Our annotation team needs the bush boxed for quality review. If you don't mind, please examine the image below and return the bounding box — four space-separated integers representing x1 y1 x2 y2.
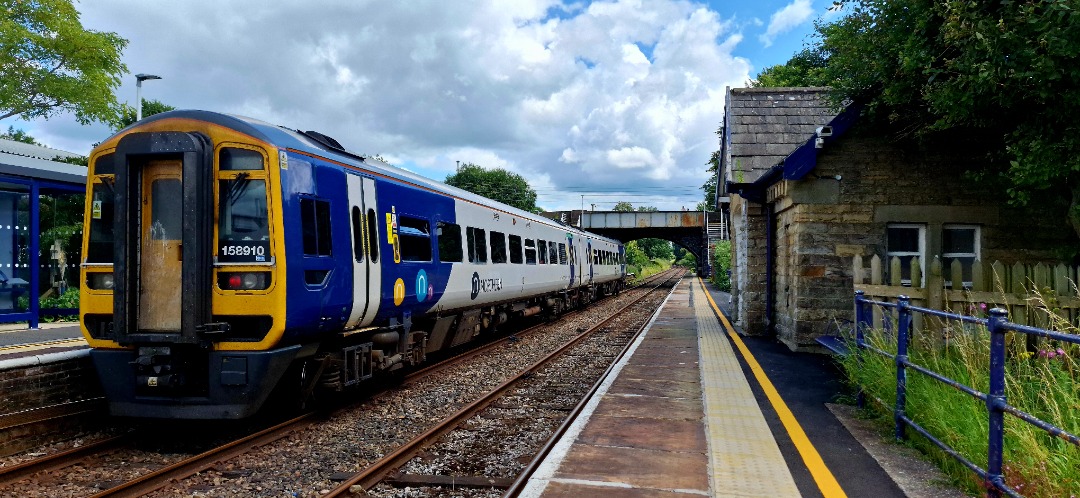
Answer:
710 240 731 291
16 288 79 322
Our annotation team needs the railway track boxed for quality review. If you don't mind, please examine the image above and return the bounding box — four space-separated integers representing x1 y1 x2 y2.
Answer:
0 268 682 497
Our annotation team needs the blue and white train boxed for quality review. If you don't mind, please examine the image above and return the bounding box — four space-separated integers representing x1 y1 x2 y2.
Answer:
79 110 626 419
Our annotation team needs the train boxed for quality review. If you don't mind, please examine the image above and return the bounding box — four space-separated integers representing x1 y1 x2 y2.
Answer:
79 110 627 419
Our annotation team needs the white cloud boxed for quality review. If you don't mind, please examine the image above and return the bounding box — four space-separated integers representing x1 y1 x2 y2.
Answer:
17 0 752 210
759 0 814 48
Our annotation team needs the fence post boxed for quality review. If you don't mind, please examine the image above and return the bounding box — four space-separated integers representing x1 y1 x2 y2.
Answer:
985 308 1008 498
855 290 866 408
894 295 911 442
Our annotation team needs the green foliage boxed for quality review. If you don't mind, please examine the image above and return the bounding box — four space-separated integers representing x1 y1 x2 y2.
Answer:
781 0 1080 238
675 251 696 268
842 323 1080 497
612 201 635 212
624 240 649 269
112 99 176 130
1 126 38 144
445 162 538 213
752 47 831 88
17 287 79 321
636 237 672 260
710 240 731 291
0 0 128 124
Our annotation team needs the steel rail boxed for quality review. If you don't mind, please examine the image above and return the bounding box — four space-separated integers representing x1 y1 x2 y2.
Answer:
0 434 129 486
325 269 685 496
503 271 683 497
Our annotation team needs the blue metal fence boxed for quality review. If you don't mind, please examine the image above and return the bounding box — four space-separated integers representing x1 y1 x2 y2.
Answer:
853 290 1080 498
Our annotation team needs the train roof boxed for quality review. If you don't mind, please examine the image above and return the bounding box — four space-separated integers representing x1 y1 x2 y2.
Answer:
115 110 622 245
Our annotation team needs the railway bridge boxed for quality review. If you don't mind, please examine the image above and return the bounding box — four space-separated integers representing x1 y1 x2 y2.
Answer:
542 210 728 274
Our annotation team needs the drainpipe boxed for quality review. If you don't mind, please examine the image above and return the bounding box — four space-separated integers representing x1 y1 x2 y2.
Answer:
765 202 776 339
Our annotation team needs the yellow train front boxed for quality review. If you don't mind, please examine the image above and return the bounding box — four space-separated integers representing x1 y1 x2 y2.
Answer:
80 112 299 418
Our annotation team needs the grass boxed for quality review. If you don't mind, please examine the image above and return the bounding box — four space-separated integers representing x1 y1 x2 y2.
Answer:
840 313 1080 497
628 258 672 283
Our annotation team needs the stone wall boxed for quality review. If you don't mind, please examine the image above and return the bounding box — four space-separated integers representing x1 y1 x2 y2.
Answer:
770 131 1075 350
731 196 770 335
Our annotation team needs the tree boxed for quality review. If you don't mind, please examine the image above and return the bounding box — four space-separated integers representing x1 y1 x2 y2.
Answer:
612 201 635 212
1 0 128 124
1 126 39 144
636 237 673 260
752 47 831 88
768 1 1080 240
445 163 539 212
112 99 175 130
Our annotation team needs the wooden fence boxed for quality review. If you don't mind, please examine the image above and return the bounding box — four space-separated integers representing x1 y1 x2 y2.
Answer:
853 255 1080 330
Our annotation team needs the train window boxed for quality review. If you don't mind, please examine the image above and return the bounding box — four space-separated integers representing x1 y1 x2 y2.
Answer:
490 231 507 263
467 227 487 263
524 239 536 265
93 153 115 175
299 198 331 257
509 235 523 264
351 207 364 263
219 147 264 170
86 182 115 263
399 216 432 262
538 241 547 264
219 178 271 261
549 241 558 264
366 209 379 263
437 221 463 263
151 179 182 240
558 243 567 264
593 249 599 265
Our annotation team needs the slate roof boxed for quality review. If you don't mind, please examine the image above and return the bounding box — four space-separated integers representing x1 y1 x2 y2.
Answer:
723 87 838 184
0 138 82 161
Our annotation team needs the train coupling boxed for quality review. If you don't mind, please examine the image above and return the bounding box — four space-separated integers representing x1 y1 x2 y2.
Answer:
133 346 186 391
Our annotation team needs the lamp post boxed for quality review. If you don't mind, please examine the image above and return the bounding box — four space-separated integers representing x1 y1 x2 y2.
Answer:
135 73 162 122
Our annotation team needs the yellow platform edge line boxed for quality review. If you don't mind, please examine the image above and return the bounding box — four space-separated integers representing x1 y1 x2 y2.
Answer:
698 277 848 498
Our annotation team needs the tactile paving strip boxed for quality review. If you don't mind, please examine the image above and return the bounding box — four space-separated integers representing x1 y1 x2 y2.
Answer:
695 282 801 497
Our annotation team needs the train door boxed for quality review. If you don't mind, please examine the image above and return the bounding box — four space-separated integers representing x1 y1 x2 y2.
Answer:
586 240 594 284
138 160 183 330
345 174 382 328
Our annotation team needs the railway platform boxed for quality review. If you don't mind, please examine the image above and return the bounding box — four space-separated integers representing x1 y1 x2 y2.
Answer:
520 277 957 498
0 322 85 364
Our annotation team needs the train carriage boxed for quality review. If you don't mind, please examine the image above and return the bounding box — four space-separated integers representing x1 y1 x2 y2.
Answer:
80 110 625 419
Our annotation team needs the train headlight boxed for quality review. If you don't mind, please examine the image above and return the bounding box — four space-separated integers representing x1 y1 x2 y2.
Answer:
87 272 114 290
218 271 271 291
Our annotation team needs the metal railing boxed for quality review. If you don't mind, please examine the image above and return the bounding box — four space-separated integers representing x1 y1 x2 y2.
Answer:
852 290 1080 498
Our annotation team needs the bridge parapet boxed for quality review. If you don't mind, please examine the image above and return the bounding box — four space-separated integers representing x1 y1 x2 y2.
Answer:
581 211 705 229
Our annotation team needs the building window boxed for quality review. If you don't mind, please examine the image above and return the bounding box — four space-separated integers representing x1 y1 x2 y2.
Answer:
490 231 507 263
437 221 463 263
943 225 980 288
886 224 925 286
399 216 431 262
509 235 523 264
467 227 487 263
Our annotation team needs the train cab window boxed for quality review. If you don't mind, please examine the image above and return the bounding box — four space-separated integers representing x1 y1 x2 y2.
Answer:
299 198 331 257
351 207 365 263
538 241 547 264
549 241 558 264
220 177 271 261
437 221 463 263
467 227 487 263
399 216 432 262
366 208 379 263
509 235 523 264
86 181 116 263
92 153 115 175
220 147 265 170
524 239 537 265
558 243 568 264
490 231 507 263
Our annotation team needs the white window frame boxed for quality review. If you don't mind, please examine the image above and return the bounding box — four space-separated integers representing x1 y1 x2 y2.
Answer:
942 224 981 289
886 223 926 287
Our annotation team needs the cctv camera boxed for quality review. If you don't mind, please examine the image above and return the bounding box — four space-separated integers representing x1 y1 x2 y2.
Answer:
816 126 833 137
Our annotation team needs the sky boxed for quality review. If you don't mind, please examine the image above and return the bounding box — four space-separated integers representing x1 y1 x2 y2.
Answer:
12 0 840 211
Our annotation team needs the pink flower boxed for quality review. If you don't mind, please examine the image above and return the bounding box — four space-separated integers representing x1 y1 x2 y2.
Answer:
1056 348 1066 356
1039 350 1049 358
